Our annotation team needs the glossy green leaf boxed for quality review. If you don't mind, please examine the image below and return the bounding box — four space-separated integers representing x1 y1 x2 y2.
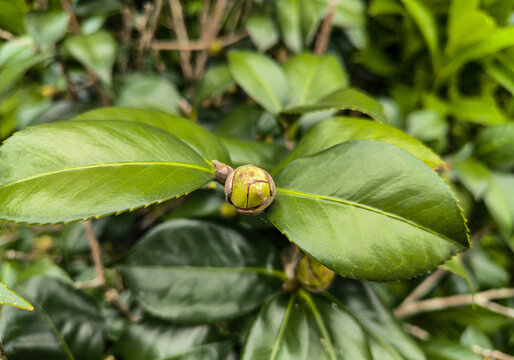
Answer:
194 64 235 105
283 53 348 106
63 31 117 85
25 11 69 48
71 107 230 164
474 123 514 168
227 51 289 115
0 0 27 34
267 141 469 281
0 276 105 360
400 0 439 69
273 117 444 175
246 7 280 52
0 120 214 224
220 137 288 172
118 219 284 323
0 281 33 310
277 0 303 53
280 88 388 124
116 318 231 360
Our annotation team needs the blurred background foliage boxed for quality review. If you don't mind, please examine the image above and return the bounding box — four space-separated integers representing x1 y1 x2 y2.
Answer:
0 0 513 359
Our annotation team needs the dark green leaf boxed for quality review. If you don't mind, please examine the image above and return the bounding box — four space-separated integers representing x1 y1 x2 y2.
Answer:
0 120 214 224
267 141 469 281
220 137 288 172
0 281 33 310
422 339 482 360
474 123 514 168
25 11 69 48
118 219 284 323
0 0 27 34
0 276 105 360
194 64 235 105
228 51 289 114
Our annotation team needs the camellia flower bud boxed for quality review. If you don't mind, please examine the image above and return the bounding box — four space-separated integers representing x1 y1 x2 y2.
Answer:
296 255 335 292
224 164 276 215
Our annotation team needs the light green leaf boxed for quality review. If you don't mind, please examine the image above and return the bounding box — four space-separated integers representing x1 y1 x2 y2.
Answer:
71 107 230 163
277 0 303 53
118 220 284 323
448 95 507 125
63 31 117 85
273 117 444 175
422 339 482 360
0 52 51 95
283 53 348 106
280 88 388 124
0 281 33 310
220 137 288 172
0 120 214 224
25 10 69 49
116 318 231 360
0 0 27 34
299 0 324 45
474 123 514 168
267 141 469 281
400 0 440 70
115 74 182 115
194 64 235 106
227 51 289 115
453 158 491 199
246 8 280 52
406 109 448 142
486 60 514 96
0 276 106 360
439 255 474 293
483 171 514 237
333 0 368 49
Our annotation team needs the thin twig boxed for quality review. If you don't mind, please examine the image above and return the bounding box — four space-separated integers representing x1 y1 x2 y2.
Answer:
152 31 247 51
168 0 194 79
395 269 447 314
59 0 80 35
314 0 338 55
403 323 430 340
0 29 15 41
395 288 514 318
120 7 134 72
105 288 140 323
472 346 514 360
84 221 105 287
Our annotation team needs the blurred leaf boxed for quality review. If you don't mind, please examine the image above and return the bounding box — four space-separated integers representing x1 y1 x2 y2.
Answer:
439 255 474 293
0 281 33 310
448 95 507 125
486 60 514 96
74 0 125 16
369 0 404 16
474 123 514 168
25 11 69 49
220 137 289 172
63 31 117 85
268 141 469 281
453 158 490 199
0 276 105 360
422 339 482 360
215 105 263 141
0 52 51 95
283 53 348 106
115 74 181 115
16 259 72 285
483 171 514 237
276 0 303 53
460 326 493 350
72 107 230 163
406 109 448 142
118 220 284 323
0 0 27 34
116 318 231 360
246 8 280 52
333 0 368 49
194 64 235 105
299 0 324 45
228 51 289 114
0 120 213 224
280 88 388 124
274 117 444 175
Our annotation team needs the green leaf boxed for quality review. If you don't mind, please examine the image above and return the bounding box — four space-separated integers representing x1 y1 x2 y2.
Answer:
25 10 69 49
474 123 514 168
267 141 469 281
0 281 33 310
483 171 514 237
118 219 284 323
422 339 482 360
486 60 514 96
400 0 439 70
439 255 474 293
276 0 303 53
116 74 182 115
227 51 289 115
333 0 368 49
448 95 507 125
0 52 51 95
299 0 324 45
280 88 388 125
246 8 280 52
283 53 348 106
220 137 289 172
273 117 444 175
0 0 27 34
0 276 105 360
116 318 231 360
0 120 214 224
194 64 235 106
453 158 491 199
63 31 117 85
406 109 448 142
71 107 230 164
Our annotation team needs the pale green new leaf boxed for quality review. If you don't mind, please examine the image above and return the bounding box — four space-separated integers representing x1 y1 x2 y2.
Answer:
227 51 289 115
63 31 117 85
0 281 33 310
267 141 469 281
273 117 444 175
283 53 348 106
71 107 230 164
280 88 388 124
0 120 214 225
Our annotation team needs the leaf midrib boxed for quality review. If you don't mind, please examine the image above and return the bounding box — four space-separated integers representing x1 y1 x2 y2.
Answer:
0 161 213 191
269 294 296 360
276 188 466 248
35 302 75 360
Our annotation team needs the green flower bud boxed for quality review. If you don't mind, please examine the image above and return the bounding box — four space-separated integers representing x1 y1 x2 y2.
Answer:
224 164 276 215
296 256 335 292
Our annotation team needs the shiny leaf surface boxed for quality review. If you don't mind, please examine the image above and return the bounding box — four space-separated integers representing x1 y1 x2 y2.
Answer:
0 281 33 310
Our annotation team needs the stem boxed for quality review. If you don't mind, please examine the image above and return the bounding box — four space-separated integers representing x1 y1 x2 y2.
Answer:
395 269 447 314
168 0 194 79
84 221 105 287
314 0 338 55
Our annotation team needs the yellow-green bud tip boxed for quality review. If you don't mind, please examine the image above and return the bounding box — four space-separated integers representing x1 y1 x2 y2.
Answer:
224 165 276 215
296 256 335 292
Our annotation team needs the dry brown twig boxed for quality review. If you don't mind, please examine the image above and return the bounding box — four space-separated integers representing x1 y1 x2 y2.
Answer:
152 31 247 51
168 0 194 79
314 0 338 55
